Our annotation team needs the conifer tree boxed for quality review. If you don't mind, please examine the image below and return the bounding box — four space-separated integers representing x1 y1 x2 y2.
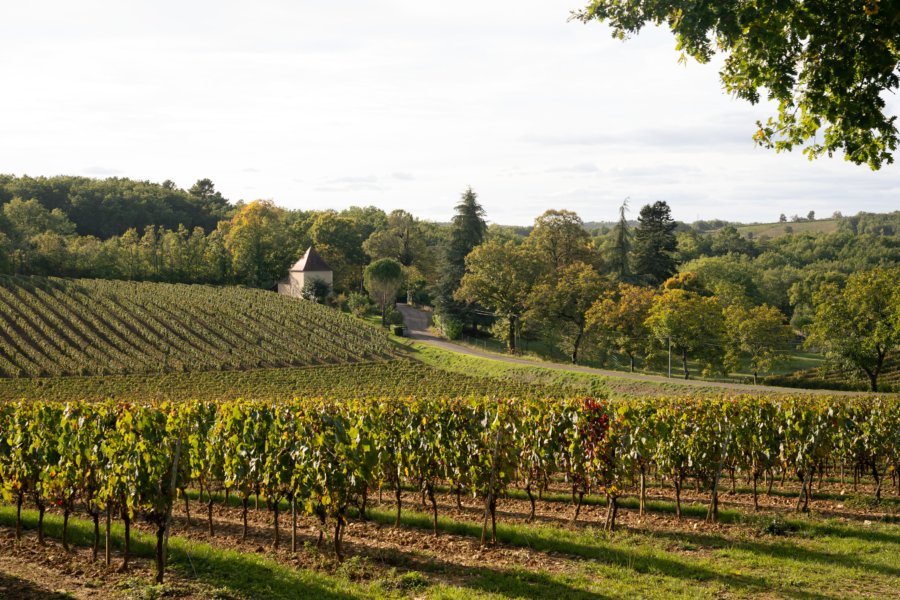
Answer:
631 201 677 285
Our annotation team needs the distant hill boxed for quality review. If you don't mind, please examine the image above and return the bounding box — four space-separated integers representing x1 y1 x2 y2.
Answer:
0 276 398 377
732 218 841 239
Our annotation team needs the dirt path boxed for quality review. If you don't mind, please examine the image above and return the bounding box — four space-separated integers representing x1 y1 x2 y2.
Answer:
395 304 864 396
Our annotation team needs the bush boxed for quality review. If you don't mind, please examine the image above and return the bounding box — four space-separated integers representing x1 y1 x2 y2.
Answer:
385 307 404 326
434 314 463 340
347 292 372 317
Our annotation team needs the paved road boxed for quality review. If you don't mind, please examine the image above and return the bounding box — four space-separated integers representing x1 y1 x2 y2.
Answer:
395 303 864 396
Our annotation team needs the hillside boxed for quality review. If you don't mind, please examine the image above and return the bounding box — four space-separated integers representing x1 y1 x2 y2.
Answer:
766 355 900 393
0 276 398 377
732 218 840 238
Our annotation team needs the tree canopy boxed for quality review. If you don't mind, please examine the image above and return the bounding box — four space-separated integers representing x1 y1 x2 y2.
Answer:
575 1 900 168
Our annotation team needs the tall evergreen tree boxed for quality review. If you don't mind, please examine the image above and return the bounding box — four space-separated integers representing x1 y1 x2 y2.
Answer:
434 187 487 325
609 199 631 279
631 201 677 285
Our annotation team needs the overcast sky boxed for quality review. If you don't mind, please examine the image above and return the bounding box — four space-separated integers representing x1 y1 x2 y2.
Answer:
2 1 898 226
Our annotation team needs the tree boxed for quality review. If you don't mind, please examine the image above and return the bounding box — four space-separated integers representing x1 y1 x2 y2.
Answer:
362 210 431 271
586 283 656 372
364 259 404 326
188 178 230 222
724 304 794 384
779 214 788 223
645 289 725 379
455 240 540 353
607 199 631 279
631 201 678 285
310 212 369 292
575 1 900 169
807 267 900 391
434 187 488 326
527 262 609 363
807 211 816 221
526 209 597 272
224 200 289 287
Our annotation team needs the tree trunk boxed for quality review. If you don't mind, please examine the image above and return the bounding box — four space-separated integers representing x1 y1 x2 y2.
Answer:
272 501 280 548
752 474 759 511
122 512 131 570
682 350 689 379
507 315 517 353
629 353 635 373
183 491 191 526
62 508 70 551
14 492 22 541
872 463 883 502
752 371 758 385
241 497 249 540
490 496 497 543
525 483 536 522
155 523 166 584
334 519 344 561
674 478 682 519
427 484 438 536
571 490 585 524
91 510 100 562
37 502 45 545
291 496 297 553
105 505 112 567
207 496 215 536
639 466 646 517
571 331 583 364
394 480 402 527
605 495 619 531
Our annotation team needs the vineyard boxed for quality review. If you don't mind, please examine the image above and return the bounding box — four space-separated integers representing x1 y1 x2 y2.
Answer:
1 394 897 587
0 276 398 377
0 361 569 402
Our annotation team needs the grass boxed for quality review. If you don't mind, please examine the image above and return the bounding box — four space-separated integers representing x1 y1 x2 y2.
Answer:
3 486 898 600
404 339 788 398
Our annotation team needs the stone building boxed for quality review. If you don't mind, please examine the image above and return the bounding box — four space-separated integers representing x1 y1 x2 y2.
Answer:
276 246 333 298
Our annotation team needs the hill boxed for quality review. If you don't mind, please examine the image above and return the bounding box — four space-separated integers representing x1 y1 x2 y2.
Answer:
0 276 398 377
733 218 840 238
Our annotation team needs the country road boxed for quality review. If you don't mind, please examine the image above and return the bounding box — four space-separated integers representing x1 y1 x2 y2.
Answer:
395 304 866 396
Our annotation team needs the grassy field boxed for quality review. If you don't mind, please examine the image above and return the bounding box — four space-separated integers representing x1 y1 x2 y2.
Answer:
732 218 840 239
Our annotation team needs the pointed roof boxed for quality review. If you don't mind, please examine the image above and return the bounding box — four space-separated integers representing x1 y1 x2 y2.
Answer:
290 246 332 273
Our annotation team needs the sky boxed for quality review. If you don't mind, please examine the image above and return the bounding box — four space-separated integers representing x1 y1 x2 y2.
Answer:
2 1 899 226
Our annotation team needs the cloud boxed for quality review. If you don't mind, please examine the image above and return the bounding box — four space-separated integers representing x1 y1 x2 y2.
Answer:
392 171 415 180
521 125 753 150
82 165 122 175
242 167 261 173
314 174 384 192
545 163 598 174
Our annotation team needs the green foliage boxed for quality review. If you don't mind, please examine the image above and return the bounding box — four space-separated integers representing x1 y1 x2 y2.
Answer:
645 288 725 378
364 258 404 326
576 1 900 169
724 304 794 383
807 266 900 391
631 201 678 285
455 240 541 352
